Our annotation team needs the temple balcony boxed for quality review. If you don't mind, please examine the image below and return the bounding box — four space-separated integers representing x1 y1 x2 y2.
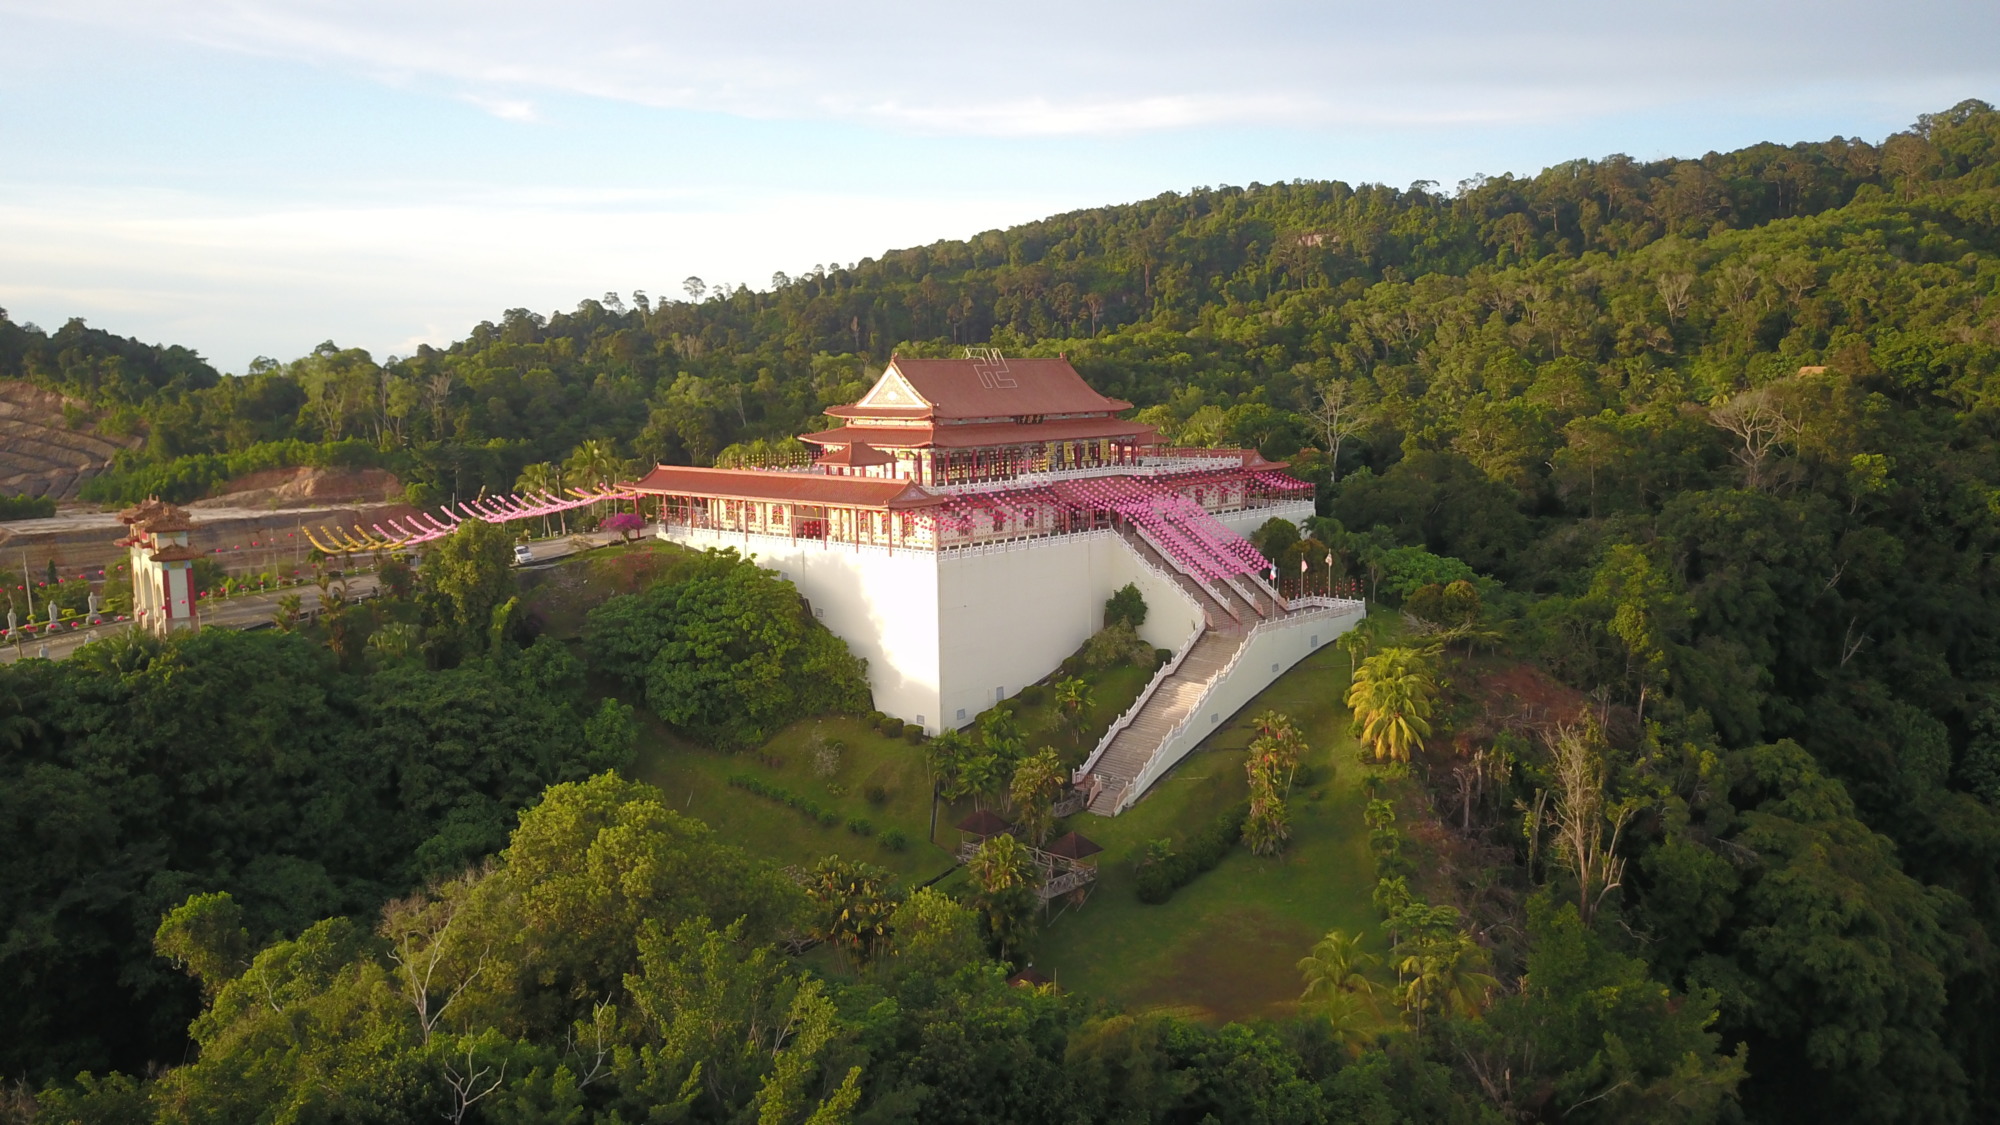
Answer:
926 452 1258 494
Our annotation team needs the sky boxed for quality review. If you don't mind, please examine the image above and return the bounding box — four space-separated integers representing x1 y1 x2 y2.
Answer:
1 0 1997 372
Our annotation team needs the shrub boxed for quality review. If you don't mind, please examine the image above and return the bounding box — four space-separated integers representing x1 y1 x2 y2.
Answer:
901 723 924 744
1104 582 1148 628
728 774 841 830
878 715 905 736
0 494 55 521
583 551 870 748
1081 620 1153 669
864 784 890 807
846 816 875 836
1134 803 1248 904
879 827 909 852
1017 683 1047 707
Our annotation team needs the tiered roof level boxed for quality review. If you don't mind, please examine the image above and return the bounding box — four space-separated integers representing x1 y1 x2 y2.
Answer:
629 352 1309 560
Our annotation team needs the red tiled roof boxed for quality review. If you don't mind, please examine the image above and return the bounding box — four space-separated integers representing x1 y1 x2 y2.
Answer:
800 416 1158 450
119 497 201 532
814 441 894 467
846 356 1132 421
628 465 943 509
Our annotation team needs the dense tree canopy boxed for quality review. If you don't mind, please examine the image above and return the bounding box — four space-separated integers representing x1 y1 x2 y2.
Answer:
12 100 2000 1124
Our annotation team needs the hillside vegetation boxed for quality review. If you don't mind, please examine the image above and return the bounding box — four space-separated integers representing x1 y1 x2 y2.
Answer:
5 100 2000 1124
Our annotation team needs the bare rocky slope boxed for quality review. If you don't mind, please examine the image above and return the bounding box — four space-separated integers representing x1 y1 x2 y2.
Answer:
0 381 136 500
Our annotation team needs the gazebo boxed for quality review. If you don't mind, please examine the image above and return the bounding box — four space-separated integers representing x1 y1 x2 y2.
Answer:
1006 966 1054 990
956 809 1013 839
1039 831 1102 905
1044 831 1103 864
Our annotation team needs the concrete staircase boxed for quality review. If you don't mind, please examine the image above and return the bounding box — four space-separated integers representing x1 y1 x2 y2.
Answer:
1076 523 1367 816
1121 527 1242 632
1085 628 1245 814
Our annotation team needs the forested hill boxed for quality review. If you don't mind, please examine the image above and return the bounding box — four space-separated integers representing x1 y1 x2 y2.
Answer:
8 100 2000 1124
9 97 1999 503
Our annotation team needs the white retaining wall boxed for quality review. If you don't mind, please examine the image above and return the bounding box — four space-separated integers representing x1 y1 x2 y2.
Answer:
661 525 1204 734
1118 603 1365 809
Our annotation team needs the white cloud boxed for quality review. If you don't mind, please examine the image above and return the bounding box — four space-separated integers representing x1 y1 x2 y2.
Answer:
0 185 1075 367
8 0 1995 137
456 92 538 122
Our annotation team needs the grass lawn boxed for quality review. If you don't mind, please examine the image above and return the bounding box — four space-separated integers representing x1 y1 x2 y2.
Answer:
623 656 1160 885
628 714 962 884
535 541 1383 1023
1030 640 1381 1024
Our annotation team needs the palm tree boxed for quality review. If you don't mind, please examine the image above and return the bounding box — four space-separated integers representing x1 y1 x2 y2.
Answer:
967 833 1039 960
514 462 567 536
1298 929 1379 1004
1054 677 1094 743
566 440 622 522
1336 629 1371 680
1008 749 1065 844
960 753 1003 810
803 857 899 969
1345 647 1435 763
1298 929 1380 1054
926 729 973 802
1395 931 1496 1029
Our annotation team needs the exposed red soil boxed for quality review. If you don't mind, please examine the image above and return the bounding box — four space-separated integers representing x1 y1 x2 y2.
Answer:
1469 662 1592 736
194 466 403 509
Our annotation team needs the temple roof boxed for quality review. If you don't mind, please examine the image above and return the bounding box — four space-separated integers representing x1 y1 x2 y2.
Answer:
838 356 1132 421
628 465 944 509
800 416 1157 451
813 441 894 468
118 497 200 533
148 545 206 562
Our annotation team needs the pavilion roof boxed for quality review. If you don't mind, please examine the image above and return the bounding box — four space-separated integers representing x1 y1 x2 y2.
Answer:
148 545 206 562
956 809 1013 836
839 356 1132 421
1007 967 1053 988
627 465 944 510
800 416 1157 451
1044 831 1103 860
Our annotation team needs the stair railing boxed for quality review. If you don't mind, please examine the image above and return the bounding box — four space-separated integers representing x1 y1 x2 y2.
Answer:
1132 524 1241 628
1250 570 1286 610
1109 600 1363 813
1221 573 1268 618
1074 619 1204 784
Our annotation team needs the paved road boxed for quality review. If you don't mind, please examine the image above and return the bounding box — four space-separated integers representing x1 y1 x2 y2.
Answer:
0 531 625 663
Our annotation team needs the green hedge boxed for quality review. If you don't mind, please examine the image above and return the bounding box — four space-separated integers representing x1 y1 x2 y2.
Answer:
1134 803 1248 904
80 438 391 504
728 773 839 828
0 495 55 521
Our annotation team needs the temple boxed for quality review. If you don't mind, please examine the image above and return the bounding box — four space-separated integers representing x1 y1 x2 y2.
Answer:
629 351 1365 813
